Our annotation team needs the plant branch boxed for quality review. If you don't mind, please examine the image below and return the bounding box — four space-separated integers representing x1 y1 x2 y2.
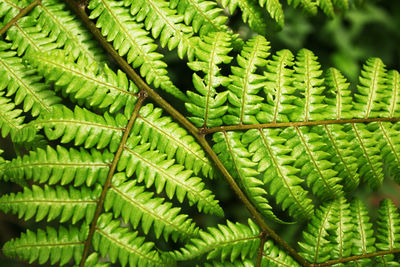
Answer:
78 93 146 267
205 117 400 134
0 0 41 36
65 1 310 266
256 232 267 267
312 249 400 266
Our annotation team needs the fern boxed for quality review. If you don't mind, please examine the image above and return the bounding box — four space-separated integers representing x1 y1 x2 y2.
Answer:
0 0 400 267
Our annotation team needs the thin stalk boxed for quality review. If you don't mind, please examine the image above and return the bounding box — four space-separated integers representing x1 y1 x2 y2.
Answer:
312 249 400 266
64 1 309 266
256 232 267 267
205 117 400 134
78 93 146 266
0 0 40 36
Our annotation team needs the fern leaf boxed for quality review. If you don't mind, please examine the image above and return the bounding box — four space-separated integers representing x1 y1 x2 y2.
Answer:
220 0 269 35
170 219 260 262
324 67 352 120
27 50 138 113
323 124 360 191
328 197 353 260
242 128 314 220
287 0 317 15
387 70 400 118
213 131 285 223
0 184 100 223
118 136 223 216
83 252 111 267
350 123 384 189
169 0 229 36
292 49 326 121
0 93 24 140
0 41 60 117
105 173 199 242
130 103 214 178
2 225 88 266
0 0 26 29
20 105 126 152
224 35 270 125
318 0 335 17
262 240 301 266
378 122 400 182
203 259 254 267
259 0 285 27
299 201 336 263
123 0 197 60
0 145 113 186
94 213 175 267
351 199 376 264
259 49 296 123
186 31 232 127
31 0 107 64
353 58 389 118
88 0 187 101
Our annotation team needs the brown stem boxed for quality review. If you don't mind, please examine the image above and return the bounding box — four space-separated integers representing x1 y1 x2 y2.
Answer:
205 117 400 134
312 249 400 266
256 232 267 267
64 1 310 266
78 93 146 266
0 0 41 36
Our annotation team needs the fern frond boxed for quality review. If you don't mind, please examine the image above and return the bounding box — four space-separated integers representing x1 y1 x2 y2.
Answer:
130 103 214 178
387 70 400 118
0 41 60 117
0 93 24 140
170 219 260 262
0 145 113 186
123 0 197 60
323 67 352 120
292 49 326 122
213 131 285 223
118 136 223 216
83 252 111 267
262 240 301 266
203 258 254 267
242 128 314 220
93 213 175 267
353 58 389 119
27 50 138 113
259 49 295 123
0 0 27 28
220 0 270 35
105 173 199 242
328 197 353 260
2 225 88 266
299 201 336 263
186 31 232 127
20 105 126 152
378 122 400 182
224 35 270 125
0 184 100 223
287 0 317 15
351 199 376 264
169 0 229 36
31 0 107 64
259 0 285 27
88 0 187 101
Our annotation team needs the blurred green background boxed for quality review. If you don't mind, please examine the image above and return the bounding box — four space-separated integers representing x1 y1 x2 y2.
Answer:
1 0 400 265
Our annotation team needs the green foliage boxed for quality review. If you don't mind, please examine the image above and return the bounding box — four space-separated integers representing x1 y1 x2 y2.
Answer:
0 0 399 266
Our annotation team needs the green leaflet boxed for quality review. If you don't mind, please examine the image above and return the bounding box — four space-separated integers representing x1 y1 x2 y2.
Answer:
94 213 175 267
0 145 113 186
213 131 288 223
27 50 138 113
0 184 100 223
224 35 270 125
88 0 187 101
105 173 199 242
170 219 260 263
0 93 24 140
123 0 197 60
186 31 232 127
2 225 88 266
262 240 301 266
169 0 229 36
19 105 126 152
118 135 223 216
0 41 60 117
242 128 314 220
129 103 214 178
